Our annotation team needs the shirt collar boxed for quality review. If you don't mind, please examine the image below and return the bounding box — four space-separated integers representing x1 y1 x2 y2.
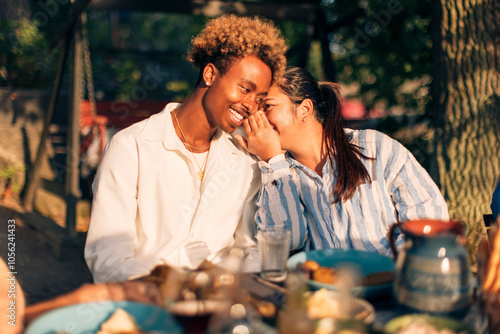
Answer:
139 102 179 143
139 102 240 155
285 128 357 176
285 151 334 181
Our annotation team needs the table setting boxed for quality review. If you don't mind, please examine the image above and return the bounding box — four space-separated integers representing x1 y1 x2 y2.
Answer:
25 219 492 333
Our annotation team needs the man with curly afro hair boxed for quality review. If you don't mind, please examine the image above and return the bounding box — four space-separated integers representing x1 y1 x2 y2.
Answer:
85 14 288 283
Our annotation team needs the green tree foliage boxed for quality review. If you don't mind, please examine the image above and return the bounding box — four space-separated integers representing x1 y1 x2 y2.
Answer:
0 0 433 116
0 18 56 88
84 11 310 103
84 11 207 102
321 0 432 115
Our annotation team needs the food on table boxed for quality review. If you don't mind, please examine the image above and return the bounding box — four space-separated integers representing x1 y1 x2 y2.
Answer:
360 271 394 286
314 318 383 334
97 307 144 334
302 260 338 284
301 260 393 286
312 267 338 284
306 289 374 323
307 288 344 319
394 322 468 334
395 323 465 334
302 259 321 272
385 315 473 334
143 260 214 284
255 299 278 318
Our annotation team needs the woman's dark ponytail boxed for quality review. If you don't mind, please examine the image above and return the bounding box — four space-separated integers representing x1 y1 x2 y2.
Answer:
319 82 372 202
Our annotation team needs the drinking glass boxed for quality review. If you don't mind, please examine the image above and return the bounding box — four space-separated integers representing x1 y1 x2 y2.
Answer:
257 228 291 282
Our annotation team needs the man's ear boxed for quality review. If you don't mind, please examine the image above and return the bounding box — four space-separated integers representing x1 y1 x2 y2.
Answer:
202 63 217 87
297 99 314 122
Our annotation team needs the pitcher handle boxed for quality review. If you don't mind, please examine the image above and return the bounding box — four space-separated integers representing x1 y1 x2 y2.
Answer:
388 222 400 260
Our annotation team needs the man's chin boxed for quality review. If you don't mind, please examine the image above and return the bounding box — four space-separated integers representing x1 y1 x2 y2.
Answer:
218 123 239 134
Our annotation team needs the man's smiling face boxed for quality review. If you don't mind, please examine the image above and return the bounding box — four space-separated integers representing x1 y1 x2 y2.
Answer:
202 55 272 133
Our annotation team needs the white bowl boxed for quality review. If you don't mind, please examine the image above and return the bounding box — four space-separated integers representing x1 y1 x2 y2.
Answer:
306 289 376 324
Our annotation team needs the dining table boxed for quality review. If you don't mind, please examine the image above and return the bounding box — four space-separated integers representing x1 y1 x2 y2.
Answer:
24 265 490 334
239 272 488 334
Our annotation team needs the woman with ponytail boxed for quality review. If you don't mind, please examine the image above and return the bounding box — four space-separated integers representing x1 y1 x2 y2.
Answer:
235 67 449 255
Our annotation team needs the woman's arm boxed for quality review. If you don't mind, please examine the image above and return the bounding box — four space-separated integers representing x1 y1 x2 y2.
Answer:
255 155 309 251
235 112 310 250
380 134 449 222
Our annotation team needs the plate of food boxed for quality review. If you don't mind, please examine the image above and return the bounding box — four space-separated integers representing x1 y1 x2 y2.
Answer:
384 314 477 334
25 301 182 334
279 288 382 334
287 249 395 299
306 289 376 323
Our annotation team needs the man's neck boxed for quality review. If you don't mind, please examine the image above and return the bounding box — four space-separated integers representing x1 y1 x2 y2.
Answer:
172 90 217 148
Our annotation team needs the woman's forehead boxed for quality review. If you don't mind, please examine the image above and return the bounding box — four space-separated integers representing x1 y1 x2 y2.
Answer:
265 85 286 99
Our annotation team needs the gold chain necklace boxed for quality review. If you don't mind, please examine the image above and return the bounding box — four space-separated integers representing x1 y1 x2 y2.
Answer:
172 111 210 180
172 111 211 150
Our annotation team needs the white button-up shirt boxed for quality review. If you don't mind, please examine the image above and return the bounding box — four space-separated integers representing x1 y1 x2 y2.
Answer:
85 103 260 283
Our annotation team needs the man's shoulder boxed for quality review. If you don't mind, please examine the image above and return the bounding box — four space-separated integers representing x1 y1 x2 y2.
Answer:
114 118 149 137
112 105 173 142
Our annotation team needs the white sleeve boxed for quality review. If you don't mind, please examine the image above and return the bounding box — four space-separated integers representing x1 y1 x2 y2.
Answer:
84 134 150 283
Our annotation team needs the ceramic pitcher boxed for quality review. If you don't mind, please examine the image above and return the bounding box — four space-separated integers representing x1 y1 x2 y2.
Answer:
389 219 472 318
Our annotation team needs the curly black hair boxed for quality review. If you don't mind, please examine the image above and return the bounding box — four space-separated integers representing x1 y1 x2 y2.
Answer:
187 14 287 83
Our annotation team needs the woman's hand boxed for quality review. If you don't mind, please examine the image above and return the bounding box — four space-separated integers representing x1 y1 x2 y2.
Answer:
234 111 282 162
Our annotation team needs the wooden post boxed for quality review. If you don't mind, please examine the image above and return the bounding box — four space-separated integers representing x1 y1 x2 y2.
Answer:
21 34 71 211
65 18 82 239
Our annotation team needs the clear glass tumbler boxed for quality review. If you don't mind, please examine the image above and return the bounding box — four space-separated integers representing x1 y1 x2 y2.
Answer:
257 228 291 283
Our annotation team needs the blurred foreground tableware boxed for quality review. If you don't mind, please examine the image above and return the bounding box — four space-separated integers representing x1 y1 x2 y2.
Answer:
257 227 291 282
389 219 473 318
384 314 477 334
306 289 376 323
25 301 182 334
286 249 395 299
278 277 377 334
168 299 228 334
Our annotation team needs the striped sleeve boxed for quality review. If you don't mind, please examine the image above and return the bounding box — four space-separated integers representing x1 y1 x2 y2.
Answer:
255 154 309 250
384 137 449 222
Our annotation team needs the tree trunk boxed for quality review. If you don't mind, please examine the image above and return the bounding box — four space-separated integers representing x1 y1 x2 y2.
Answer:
431 0 500 249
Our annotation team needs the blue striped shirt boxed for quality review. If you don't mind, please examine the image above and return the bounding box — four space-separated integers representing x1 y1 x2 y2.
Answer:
255 129 450 256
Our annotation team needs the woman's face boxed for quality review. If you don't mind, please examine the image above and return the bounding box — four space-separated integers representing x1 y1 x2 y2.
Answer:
202 55 272 134
261 85 300 151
